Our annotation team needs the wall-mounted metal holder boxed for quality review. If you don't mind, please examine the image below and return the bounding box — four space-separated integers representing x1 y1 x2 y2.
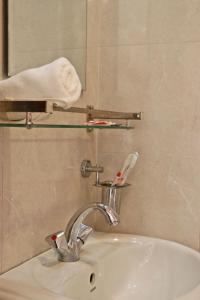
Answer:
100 181 130 215
0 99 142 131
81 159 130 215
81 160 104 186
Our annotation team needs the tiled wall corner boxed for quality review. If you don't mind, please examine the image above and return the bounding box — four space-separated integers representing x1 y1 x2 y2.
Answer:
1 127 95 272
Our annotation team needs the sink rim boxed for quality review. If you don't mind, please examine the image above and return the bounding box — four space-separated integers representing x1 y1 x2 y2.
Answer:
1 232 200 300
86 232 200 259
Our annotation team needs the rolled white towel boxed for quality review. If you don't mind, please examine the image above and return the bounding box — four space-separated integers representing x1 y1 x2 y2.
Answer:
0 57 82 120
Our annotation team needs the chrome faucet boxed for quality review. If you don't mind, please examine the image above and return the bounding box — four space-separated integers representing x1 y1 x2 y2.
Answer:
45 203 119 262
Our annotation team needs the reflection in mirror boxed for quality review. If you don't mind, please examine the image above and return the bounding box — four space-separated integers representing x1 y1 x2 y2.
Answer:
8 0 87 88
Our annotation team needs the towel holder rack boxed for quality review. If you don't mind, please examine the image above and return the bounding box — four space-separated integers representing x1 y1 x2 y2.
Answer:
0 99 142 130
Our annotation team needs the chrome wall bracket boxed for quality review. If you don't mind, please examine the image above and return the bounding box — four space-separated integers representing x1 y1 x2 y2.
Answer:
25 112 33 129
81 160 104 186
0 99 142 119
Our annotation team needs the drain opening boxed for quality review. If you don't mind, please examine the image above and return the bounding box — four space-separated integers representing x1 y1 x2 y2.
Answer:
90 273 96 285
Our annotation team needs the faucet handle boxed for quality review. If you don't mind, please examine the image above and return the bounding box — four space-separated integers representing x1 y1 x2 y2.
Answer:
45 225 92 252
77 224 93 245
45 231 67 250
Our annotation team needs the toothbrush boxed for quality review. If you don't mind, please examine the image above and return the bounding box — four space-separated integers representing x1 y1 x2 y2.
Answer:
112 152 139 186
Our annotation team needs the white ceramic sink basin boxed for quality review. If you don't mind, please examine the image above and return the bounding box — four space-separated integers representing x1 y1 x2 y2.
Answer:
1 233 200 300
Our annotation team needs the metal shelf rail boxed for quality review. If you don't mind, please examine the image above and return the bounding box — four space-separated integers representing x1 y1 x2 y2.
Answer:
0 99 142 130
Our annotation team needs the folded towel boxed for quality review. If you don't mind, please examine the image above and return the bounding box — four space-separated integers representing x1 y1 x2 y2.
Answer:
0 57 82 121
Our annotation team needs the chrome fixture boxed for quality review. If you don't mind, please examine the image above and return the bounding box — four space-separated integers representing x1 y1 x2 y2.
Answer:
81 160 130 214
0 99 142 129
0 99 142 120
100 181 130 214
25 112 33 129
81 160 104 186
45 203 119 262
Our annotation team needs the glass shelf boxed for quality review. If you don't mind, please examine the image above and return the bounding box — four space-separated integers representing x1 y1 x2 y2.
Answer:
0 101 140 130
0 123 134 130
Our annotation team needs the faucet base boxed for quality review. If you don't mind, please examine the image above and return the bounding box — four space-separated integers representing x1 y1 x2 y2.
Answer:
45 203 119 263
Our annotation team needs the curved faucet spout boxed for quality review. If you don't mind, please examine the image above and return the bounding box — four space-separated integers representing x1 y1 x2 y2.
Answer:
65 203 119 244
45 203 119 262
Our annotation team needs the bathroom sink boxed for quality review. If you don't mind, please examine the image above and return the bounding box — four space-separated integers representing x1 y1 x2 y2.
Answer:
1 233 200 300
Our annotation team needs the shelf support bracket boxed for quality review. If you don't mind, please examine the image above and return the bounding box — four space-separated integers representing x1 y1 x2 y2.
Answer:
0 99 142 131
25 112 33 129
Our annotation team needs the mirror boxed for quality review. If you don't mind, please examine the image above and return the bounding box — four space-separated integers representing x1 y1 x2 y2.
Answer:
8 0 87 88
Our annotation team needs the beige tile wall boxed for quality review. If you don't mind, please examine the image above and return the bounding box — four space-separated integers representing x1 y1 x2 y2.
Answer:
0 0 4 274
0 0 99 273
95 0 200 250
0 0 3 79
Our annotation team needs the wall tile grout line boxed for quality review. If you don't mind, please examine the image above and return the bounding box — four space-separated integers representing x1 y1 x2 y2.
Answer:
98 40 200 48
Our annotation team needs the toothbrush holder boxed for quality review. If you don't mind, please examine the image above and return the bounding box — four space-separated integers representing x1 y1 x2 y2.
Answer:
100 181 130 215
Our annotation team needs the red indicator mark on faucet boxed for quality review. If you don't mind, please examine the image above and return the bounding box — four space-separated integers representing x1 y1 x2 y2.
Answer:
51 234 57 241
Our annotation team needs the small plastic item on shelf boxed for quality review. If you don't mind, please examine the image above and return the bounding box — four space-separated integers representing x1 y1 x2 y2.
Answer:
85 120 121 126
